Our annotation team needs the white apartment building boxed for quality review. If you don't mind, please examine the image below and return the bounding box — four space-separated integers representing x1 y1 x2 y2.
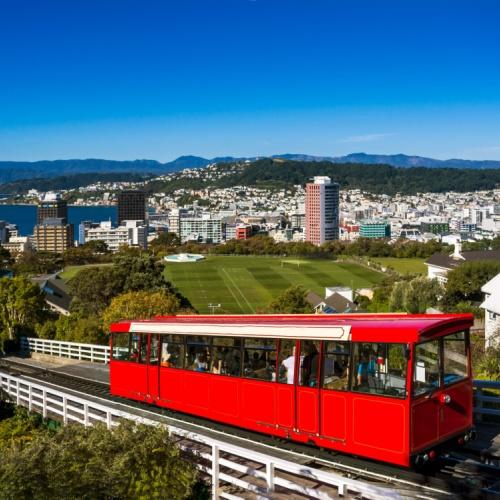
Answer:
85 220 148 251
179 215 222 244
480 273 500 348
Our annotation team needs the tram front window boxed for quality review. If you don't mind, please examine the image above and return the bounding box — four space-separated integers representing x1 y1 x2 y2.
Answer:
413 339 440 397
352 342 407 398
443 331 468 385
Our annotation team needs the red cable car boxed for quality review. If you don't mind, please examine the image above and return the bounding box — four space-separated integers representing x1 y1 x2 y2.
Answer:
109 313 474 467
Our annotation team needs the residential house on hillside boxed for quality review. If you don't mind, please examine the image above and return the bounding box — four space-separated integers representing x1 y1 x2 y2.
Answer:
31 274 71 316
306 287 361 314
480 273 500 348
425 240 500 284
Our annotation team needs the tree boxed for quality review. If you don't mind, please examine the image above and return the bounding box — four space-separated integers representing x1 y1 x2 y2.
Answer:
54 314 107 345
13 251 62 276
68 267 124 316
442 260 500 308
102 290 181 330
267 285 311 314
388 277 441 313
403 277 441 313
0 420 198 499
0 276 47 351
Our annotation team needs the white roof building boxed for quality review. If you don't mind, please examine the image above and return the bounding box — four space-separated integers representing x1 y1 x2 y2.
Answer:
480 273 500 348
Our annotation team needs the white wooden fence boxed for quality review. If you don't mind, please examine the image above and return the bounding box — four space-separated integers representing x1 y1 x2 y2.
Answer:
0 370 399 500
20 337 110 364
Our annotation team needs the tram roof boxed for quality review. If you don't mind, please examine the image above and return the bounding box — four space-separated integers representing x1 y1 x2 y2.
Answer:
110 313 473 343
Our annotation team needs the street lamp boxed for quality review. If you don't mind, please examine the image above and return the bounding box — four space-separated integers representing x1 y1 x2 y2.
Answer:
208 303 221 314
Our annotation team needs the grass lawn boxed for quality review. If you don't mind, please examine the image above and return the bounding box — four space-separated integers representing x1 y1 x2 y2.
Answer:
371 257 426 275
164 256 384 314
59 263 111 281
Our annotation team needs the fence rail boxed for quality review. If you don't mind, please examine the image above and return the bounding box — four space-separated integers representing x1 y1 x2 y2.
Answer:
473 379 500 421
0 370 398 500
20 337 110 364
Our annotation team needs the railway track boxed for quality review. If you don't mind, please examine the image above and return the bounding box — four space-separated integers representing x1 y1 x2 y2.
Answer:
1 358 499 498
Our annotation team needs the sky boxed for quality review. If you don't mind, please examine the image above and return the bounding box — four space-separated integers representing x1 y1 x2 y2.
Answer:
0 0 499 162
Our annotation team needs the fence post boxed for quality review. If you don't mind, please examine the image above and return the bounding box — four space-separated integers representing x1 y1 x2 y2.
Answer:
266 461 275 493
474 385 483 423
212 444 220 500
63 396 68 425
84 403 89 426
42 388 47 418
28 385 32 411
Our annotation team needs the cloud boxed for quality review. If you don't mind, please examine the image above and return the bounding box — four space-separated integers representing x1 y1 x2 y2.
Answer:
338 133 395 144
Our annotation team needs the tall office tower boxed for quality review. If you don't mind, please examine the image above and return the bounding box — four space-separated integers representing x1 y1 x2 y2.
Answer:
305 176 339 245
117 190 146 225
34 218 74 252
37 192 68 224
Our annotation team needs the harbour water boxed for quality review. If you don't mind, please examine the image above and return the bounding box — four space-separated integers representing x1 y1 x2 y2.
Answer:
0 205 117 236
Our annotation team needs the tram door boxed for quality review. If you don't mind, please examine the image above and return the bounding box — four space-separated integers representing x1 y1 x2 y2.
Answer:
146 334 160 402
296 340 321 435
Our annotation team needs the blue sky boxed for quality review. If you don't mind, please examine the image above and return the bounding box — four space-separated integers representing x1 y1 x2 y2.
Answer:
0 0 499 161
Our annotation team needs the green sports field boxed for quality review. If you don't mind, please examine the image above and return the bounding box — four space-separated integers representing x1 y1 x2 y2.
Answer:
164 256 384 314
371 257 426 275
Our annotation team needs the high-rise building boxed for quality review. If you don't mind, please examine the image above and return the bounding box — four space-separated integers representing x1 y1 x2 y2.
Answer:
305 176 339 245
37 192 68 224
117 190 146 225
34 218 74 252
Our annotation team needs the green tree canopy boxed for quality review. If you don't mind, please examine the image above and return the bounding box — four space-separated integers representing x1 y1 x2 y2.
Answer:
102 290 182 330
0 420 197 500
443 260 500 307
267 285 311 314
0 276 47 351
389 277 442 314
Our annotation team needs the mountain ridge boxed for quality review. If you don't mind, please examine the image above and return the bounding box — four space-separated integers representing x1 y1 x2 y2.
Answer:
0 152 499 184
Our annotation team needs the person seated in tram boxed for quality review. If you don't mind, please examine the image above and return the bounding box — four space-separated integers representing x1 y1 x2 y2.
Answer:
281 345 296 384
302 343 319 387
356 349 376 389
130 349 139 362
224 348 241 376
194 351 208 372
212 347 226 374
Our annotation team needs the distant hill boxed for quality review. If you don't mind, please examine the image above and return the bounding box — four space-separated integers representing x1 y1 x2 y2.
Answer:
0 152 499 184
211 159 500 195
271 153 500 169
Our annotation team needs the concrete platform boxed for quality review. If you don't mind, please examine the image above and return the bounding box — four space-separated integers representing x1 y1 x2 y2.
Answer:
5 354 109 385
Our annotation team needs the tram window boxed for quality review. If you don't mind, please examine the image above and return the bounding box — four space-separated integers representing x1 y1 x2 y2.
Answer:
186 336 211 372
211 337 241 376
413 339 440 397
160 335 185 369
299 340 321 388
112 333 130 361
149 335 160 365
443 331 468 385
243 338 276 381
322 341 349 391
352 343 407 398
138 335 148 364
127 334 142 363
278 340 296 384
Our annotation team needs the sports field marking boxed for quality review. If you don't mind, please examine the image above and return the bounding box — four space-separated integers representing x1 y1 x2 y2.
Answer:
218 268 246 313
221 268 256 313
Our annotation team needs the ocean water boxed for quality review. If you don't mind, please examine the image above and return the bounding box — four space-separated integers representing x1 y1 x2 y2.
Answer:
0 205 117 236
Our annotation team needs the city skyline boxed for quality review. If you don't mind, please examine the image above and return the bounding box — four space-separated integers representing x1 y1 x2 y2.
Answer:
1 1 500 162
